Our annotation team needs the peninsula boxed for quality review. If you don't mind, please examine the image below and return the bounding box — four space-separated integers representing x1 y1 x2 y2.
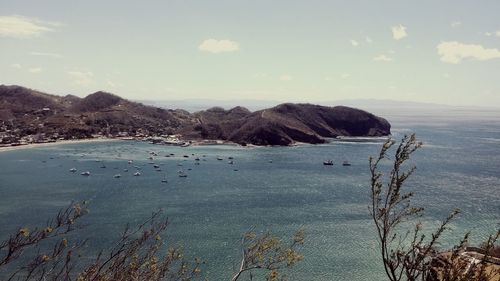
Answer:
0 85 391 147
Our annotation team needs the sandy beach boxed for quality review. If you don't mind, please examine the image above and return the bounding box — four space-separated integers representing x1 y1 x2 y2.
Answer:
0 138 122 153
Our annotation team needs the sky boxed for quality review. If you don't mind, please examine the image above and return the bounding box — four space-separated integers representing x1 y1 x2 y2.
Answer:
1 0 500 106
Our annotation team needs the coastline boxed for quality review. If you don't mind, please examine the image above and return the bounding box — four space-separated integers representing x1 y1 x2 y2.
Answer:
0 138 121 153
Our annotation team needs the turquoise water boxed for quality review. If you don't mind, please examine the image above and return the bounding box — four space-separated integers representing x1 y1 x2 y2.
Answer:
0 121 499 280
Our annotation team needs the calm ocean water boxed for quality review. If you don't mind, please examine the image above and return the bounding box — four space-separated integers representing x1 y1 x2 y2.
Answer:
1 119 499 280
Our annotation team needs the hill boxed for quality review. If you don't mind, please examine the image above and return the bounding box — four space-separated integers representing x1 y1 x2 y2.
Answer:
183 103 390 145
0 85 390 146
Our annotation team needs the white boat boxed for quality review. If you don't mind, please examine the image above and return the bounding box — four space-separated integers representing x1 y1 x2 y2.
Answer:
323 160 334 166
228 160 234 164
178 170 188 177
69 168 77 172
133 171 141 176
114 174 121 178
128 160 133 164
81 171 90 176
161 174 168 183
342 161 351 166
217 156 223 160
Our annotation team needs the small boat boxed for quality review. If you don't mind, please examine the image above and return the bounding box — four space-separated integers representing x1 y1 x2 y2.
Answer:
123 169 129 172
228 156 234 160
178 170 188 177
269 160 273 163
133 171 141 176
195 157 200 161
100 164 106 168
153 164 160 169
69 168 77 172
183 155 189 158
342 161 351 166
323 160 334 166
128 160 133 164
217 157 223 160
114 174 121 178
161 173 168 183
228 160 234 164
81 171 90 176
194 162 200 165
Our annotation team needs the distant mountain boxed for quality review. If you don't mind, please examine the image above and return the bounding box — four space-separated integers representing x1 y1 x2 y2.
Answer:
0 85 390 146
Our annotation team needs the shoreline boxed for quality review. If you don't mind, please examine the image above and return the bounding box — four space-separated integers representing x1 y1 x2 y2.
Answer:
0 135 390 153
0 138 121 153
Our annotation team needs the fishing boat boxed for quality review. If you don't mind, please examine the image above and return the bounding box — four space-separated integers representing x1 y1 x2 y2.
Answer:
323 160 334 165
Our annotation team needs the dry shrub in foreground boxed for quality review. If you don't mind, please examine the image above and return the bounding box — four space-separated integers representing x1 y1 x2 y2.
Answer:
370 134 500 281
0 203 305 281
0 203 203 281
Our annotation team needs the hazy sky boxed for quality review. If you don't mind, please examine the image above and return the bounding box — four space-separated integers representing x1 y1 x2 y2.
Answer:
1 0 500 106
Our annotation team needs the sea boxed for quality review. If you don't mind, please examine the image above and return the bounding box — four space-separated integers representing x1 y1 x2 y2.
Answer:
1 110 499 280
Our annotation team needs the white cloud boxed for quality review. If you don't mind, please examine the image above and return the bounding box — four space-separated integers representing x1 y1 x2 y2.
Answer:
11 63 22 69
350 39 359 47
451 21 462 28
29 51 63 58
340 73 350 79
28 67 42 73
0 15 60 39
496 31 500 37
279 74 292 81
68 71 94 86
485 32 492 37
198 39 239 53
365 36 373 43
391 24 407 40
437 41 500 64
373 54 393 62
